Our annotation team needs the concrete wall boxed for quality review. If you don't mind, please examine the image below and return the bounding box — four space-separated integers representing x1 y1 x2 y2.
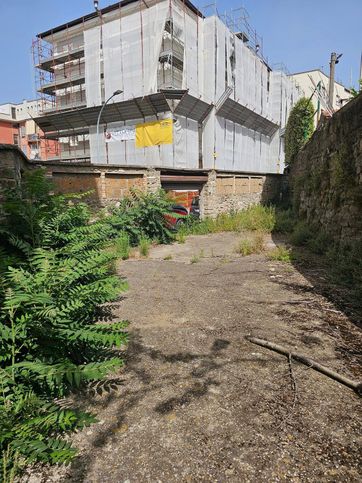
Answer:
290 93 362 245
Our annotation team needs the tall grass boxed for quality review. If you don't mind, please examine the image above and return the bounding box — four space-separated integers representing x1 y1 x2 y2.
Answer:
184 205 276 235
139 237 151 257
235 232 265 256
114 232 131 260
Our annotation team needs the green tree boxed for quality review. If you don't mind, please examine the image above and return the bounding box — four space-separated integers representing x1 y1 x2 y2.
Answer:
285 97 314 166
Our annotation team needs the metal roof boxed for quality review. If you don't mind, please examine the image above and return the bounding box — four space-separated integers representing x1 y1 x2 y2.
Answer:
216 98 279 137
174 93 213 123
161 89 213 123
34 93 171 133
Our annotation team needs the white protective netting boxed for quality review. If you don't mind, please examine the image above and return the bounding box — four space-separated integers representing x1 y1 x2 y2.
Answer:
84 27 102 107
85 1 301 173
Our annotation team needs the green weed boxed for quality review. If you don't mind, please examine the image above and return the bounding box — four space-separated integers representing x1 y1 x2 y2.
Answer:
163 254 173 260
267 246 292 263
139 237 151 257
114 232 131 260
235 232 264 256
184 204 276 236
190 249 205 264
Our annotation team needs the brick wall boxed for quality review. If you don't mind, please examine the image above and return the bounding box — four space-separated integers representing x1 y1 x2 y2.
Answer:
41 164 150 205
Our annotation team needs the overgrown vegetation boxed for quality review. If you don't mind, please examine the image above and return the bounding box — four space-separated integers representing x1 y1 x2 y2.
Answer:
180 204 276 237
285 97 314 166
273 208 362 307
235 232 264 256
0 171 175 480
267 246 292 263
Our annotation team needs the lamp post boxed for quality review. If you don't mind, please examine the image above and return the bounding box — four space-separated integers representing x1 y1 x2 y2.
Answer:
96 90 123 163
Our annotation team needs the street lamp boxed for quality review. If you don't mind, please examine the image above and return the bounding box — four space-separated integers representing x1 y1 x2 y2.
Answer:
96 90 123 163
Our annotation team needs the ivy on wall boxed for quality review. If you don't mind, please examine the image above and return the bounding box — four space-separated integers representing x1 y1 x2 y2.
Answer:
285 97 314 166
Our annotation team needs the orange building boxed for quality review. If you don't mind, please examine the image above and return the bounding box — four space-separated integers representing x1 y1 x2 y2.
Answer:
0 100 58 160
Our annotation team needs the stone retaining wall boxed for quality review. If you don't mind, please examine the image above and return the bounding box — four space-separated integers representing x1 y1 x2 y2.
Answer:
290 94 362 245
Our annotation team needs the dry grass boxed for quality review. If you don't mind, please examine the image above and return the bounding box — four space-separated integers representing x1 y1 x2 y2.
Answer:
235 232 264 256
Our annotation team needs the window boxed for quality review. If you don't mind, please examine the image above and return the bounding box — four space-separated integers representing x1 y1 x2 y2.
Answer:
13 134 19 146
11 107 16 119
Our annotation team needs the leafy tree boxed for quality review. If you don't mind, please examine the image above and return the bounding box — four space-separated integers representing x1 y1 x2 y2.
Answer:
285 97 314 166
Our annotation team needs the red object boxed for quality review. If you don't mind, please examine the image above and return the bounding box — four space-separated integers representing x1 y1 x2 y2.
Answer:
164 205 189 228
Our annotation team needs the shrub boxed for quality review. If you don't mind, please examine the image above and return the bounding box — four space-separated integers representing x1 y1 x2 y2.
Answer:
110 190 174 245
285 97 314 166
290 221 312 246
267 246 292 263
0 170 129 479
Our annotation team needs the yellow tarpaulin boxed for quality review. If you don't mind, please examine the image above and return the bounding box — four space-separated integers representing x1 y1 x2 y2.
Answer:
135 118 173 148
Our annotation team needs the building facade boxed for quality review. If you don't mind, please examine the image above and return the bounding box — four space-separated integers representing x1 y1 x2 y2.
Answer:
290 69 351 125
0 100 59 160
33 0 301 174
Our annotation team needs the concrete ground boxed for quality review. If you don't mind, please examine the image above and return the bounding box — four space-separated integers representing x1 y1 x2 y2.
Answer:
31 233 362 482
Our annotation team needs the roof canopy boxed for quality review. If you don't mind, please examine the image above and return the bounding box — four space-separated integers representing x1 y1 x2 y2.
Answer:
216 98 279 137
35 94 171 133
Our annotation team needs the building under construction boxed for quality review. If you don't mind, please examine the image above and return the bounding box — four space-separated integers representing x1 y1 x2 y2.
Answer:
32 0 301 214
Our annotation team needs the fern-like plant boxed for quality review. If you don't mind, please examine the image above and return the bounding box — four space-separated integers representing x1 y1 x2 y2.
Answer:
0 170 129 480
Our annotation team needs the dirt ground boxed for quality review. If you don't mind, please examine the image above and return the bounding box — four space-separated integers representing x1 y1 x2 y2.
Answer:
31 233 362 482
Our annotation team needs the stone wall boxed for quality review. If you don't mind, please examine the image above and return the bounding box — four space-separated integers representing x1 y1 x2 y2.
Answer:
0 144 31 202
0 144 284 218
201 171 283 218
290 94 362 245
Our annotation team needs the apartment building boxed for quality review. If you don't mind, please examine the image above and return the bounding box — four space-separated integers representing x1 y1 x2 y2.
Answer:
290 69 351 125
33 0 301 174
0 99 58 160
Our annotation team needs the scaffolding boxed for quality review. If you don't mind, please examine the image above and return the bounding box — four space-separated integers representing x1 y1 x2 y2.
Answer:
32 19 89 161
32 0 301 171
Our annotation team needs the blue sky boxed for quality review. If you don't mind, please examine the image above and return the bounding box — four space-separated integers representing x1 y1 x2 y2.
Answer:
0 0 361 104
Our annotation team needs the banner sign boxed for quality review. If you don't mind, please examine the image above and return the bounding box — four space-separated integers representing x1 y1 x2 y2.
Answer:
105 126 135 142
136 118 173 148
